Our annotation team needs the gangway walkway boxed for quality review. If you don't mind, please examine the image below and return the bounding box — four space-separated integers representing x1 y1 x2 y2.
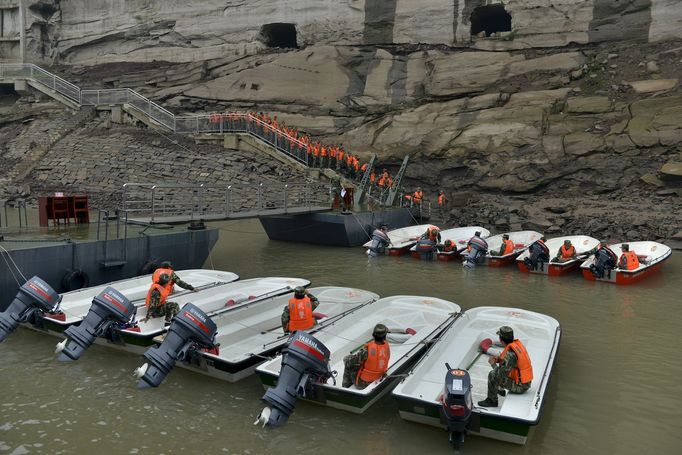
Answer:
122 182 332 224
0 63 312 166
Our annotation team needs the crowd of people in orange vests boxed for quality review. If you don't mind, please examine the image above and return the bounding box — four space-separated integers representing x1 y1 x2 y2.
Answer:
216 111 448 213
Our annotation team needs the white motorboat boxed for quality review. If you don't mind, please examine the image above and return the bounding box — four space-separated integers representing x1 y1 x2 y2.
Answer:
392 306 560 446
431 227 490 261
363 224 434 256
517 235 599 276
169 286 380 382
580 241 672 284
256 295 461 414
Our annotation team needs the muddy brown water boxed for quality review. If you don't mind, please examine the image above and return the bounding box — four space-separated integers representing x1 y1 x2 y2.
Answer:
1 218 681 454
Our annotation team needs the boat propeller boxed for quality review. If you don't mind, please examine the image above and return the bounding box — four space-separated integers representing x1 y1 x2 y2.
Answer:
0 277 61 343
135 303 217 389
57 287 136 361
256 331 332 428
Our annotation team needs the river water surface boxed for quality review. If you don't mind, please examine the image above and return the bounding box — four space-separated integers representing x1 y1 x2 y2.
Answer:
1 219 681 454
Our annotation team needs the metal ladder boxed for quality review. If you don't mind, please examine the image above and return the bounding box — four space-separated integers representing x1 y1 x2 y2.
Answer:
354 154 376 207
385 155 410 206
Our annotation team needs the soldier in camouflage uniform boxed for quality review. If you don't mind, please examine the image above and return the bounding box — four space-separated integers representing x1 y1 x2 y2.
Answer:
342 324 389 389
157 261 198 293
281 286 320 333
142 274 180 324
478 326 533 407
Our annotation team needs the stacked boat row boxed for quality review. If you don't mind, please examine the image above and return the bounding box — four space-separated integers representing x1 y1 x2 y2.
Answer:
0 270 560 448
363 224 672 284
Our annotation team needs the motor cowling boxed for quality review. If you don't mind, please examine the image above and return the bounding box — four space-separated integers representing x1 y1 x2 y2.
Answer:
255 331 332 428
0 277 61 343
463 237 488 268
57 287 136 361
439 367 473 450
134 303 217 389
368 229 390 257
525 241 550 271
590 247 618 279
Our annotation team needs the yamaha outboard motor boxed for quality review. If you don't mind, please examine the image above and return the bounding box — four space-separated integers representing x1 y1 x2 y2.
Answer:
56 287 136 361
440 364 473 451
134 303 217 389
524 240 550 271
368 229 390 257
254 331 332 428
590 247 618 279
0 277 61 343
463 236 488 268
415 239 437 260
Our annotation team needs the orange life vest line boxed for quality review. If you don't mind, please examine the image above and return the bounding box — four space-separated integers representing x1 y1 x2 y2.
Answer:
287 296 314 331
444 240 455 252
357 340 390 384
559 245 575 259
499 340 533 385
502 239 515 255
152 267 175 293
621 251 640 270
438 194 445 206
145 283 170 308
413 191 423 203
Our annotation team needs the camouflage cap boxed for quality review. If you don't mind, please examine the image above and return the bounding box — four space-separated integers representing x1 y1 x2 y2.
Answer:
157 273 170 285
373 323 388 338
497 326 514 340
294 286 306 297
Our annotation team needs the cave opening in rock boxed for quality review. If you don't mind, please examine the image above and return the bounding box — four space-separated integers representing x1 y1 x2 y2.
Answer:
470 4 512 37
259 23 298 49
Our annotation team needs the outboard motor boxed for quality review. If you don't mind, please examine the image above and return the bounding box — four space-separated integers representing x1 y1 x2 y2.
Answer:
0 277 61 343
590 247 618 279
367 228 390 257
134 303 217 389
439 364 473 451
56 287 136 361
524 240 550 271
463 236 488 268
415 239 437 260
254 331 332 428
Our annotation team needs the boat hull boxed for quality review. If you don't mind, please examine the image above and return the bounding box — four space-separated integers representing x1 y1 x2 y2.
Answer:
517 260 580 276
581 259 668 285
389 245 414 256
486 253 522 267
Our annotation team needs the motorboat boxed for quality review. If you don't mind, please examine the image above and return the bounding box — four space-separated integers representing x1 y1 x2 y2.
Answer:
255 295 461 414
392 306 560 447
516 235 599 276
435 227 490 262
162 286 380 383
473 231 543 267
580 241 672 284
363 224 434 256
19 269 239 338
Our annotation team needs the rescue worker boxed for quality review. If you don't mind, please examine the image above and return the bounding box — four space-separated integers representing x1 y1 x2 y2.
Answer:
152 261 197 294
478 326 533 408
281 286 320 333
440 239 457 253
413 187 423 206
553 239 577 263
421 225 441 243
142 273 180 325
368 224 391 257
437 190 447 218
524 236 550 271
618 244 640 270
494 234 515 256
342 324 390 389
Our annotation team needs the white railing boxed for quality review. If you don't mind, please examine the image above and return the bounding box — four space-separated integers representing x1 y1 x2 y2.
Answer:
0 63 311 165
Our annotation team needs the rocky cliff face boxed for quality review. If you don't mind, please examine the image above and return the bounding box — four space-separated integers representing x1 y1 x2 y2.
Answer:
9 0 682 64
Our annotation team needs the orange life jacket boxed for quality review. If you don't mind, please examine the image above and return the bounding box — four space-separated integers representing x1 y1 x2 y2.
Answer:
145 283 170 308
152 267 175 293
620 251 640 270
438 194 445 206
502 239 515 255
443 240 455 252
370 172 376 183
559 245 575 259
361 163 368 172
287 296 314 331
413 191 423 203
357 340 390 384
499 340 533 385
